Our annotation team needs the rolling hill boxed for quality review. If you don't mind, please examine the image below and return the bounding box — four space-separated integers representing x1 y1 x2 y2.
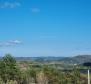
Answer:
1 55 91 64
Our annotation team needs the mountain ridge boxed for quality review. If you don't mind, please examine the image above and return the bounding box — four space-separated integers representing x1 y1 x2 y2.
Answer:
0 55 91 64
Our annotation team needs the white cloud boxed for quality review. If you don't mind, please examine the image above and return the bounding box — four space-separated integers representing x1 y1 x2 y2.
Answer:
0 40 22 47
0 2 21 8
31 8 40 13
8 40 22 44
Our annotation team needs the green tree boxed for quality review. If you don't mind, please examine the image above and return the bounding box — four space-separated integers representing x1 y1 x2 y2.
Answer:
42 66 63 84
26 66 37 83
0 54 21 83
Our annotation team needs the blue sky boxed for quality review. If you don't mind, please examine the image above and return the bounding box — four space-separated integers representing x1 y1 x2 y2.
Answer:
0 0 91 57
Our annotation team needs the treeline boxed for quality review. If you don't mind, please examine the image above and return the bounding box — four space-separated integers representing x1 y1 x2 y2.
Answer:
0 54 88 84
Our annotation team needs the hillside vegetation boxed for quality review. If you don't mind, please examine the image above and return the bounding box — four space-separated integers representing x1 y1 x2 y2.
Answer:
0 54 90 84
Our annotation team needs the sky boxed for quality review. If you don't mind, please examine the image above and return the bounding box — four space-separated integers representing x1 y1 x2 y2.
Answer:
0 0 91 57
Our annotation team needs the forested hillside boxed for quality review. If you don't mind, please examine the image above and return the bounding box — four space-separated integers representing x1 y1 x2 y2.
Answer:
0 54 89 84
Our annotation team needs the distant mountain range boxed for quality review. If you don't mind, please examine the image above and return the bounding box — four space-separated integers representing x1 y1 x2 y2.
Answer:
1 55 91 64
60 55 91 64
15 56 65 62
13 55 91 64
